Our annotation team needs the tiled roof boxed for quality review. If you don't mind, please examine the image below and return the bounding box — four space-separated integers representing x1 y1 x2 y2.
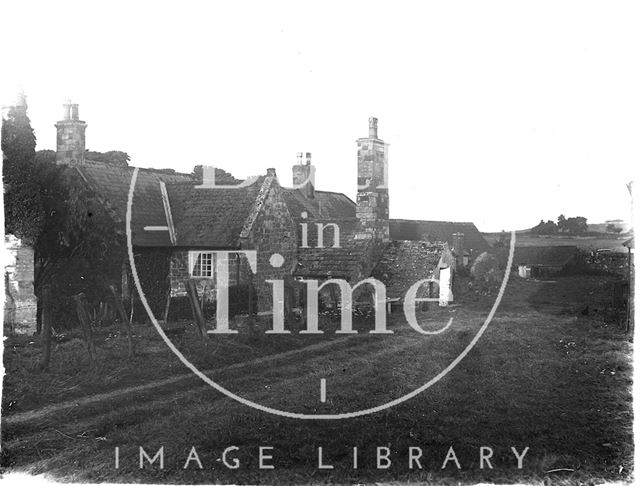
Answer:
389 219 489 254
371 241 448 299
75 160 192 246
513 245 578 267
282 189 356 221
166 176 268 248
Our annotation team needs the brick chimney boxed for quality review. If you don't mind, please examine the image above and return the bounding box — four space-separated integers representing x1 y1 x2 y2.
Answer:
292 152 315 198
55 99 87 166
355 117 389 241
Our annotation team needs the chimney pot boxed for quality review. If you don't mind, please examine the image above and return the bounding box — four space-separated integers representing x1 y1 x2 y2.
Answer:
368 117 378 138
15 90 27 108
292 153 315 199
62 99 72 120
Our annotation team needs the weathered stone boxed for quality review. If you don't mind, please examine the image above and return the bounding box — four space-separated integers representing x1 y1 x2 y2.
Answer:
4 236 37 335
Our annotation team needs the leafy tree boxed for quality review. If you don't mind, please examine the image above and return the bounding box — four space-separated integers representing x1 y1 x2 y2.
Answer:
606 223 623 234
557 214 567 232
531 219 557 235
2 97 44 244
564 216 588 235
4 98 124 330
85 150 130 166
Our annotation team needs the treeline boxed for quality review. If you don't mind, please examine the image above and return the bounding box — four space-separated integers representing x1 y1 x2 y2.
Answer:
531 215 588 235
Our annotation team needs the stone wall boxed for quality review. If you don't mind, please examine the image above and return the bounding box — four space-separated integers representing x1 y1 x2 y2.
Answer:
166 177 297 315
243 180 297 310
169 250 190 297
169 250 244 299
4 236 37 335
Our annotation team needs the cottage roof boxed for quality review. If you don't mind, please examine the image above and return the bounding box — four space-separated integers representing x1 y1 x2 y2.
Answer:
77 160 489 256
75 160 192 246
76 161 269 248
389 219 489 254
166 176 268 248
513 245 578 267
282 189 356 221
371 241 449 299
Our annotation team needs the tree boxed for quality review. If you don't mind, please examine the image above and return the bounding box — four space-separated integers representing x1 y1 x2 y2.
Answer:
531 219 557 235
3 97 124 330
85 150 130 166
2 95 43 244
557 214 567 233
564 216 588 235
606 223 623 234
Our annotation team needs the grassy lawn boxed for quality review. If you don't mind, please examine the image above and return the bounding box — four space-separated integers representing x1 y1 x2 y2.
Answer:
1 275 633 484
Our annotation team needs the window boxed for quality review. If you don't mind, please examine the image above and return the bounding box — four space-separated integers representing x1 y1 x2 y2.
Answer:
189 251 214 278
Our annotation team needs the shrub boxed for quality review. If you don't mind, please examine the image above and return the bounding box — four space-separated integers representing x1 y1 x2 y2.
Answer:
470 252 505 291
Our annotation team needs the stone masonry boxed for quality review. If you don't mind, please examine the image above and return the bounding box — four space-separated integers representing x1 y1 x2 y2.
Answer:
167 172 297 312
355 117 389 241
55 100 87 166
4 236 37 335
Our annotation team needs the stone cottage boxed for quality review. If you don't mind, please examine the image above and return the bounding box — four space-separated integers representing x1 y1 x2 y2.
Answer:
41 102 489 327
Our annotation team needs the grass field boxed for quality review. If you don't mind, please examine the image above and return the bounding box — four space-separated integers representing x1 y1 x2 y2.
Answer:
1 274 633 484
483 232 631 252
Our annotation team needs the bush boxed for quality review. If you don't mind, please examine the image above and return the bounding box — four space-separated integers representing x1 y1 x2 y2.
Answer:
470 252 505 291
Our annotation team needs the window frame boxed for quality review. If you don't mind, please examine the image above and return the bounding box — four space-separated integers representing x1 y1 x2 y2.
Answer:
188 251 214 279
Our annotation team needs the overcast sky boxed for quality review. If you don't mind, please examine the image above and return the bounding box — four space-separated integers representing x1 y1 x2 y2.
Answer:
1 1 637 232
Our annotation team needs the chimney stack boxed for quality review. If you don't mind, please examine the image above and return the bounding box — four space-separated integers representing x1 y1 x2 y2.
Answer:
355 117 389 241
292 151 315 199
55 99 87 166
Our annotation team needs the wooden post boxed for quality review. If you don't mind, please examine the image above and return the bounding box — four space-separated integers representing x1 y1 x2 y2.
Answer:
247 274 254 324
39 284 53 370
162 289 172 323
185 279 208 337
73 293 98 371
109 284 135 359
